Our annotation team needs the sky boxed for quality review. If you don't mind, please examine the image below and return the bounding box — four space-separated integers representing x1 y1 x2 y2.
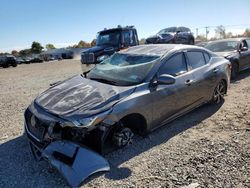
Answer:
0 0 250 52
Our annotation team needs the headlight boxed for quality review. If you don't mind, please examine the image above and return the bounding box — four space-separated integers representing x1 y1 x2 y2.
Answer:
97 55 109 62
78 117 98 128
77 110 112 128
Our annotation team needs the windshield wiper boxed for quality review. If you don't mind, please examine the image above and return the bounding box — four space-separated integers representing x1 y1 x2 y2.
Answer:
90 78 118 85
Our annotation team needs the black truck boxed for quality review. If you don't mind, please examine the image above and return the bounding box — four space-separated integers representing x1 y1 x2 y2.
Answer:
81 26 139 64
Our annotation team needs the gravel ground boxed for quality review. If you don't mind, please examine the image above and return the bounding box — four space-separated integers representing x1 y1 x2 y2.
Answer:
0 60 249 188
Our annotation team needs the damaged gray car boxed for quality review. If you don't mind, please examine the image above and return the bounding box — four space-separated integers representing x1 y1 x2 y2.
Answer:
24 44 231 186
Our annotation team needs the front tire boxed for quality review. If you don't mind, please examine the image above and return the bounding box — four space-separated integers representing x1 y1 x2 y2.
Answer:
2 64 9 68
212 80 227 104
112 127 134 148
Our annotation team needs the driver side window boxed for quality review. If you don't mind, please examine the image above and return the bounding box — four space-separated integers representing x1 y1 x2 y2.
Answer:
158 53 187 76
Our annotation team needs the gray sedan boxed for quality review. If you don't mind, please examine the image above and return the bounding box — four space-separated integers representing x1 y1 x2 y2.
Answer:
204 38 250 79
24 44 231 186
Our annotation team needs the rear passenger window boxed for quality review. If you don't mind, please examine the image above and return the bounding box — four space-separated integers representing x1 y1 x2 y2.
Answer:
159 53 187 76
187 51 206 69
203 52 210 63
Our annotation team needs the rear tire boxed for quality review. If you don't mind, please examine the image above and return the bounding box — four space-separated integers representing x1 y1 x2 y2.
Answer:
212 80 227 104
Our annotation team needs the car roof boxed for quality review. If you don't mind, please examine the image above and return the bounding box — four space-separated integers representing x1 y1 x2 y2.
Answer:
209 38 249 43
99 26 135 34
120 44 205 56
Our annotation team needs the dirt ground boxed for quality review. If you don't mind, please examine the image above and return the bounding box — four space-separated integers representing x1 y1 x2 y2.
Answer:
0 60 249 188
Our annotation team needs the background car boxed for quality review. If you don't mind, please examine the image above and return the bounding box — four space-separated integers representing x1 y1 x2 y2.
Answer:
0 55 18 68
16 57 25 64
145 26 195 45
22 57 32 64
30 55 44 63
204 38 250 79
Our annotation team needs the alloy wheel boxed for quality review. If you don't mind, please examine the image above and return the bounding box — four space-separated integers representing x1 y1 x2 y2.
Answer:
112 127 134 148
213 81 226 104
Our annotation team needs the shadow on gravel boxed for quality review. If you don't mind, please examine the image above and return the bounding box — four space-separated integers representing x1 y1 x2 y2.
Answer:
102 101 224 181
0 102 224 187
231 68 250 84
0 135 66 187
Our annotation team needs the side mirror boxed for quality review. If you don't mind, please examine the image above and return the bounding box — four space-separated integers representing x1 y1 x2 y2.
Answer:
157 74 176 85
240 46 248 51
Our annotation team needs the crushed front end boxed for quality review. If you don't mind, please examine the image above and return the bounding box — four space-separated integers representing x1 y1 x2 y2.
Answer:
24 104 111 187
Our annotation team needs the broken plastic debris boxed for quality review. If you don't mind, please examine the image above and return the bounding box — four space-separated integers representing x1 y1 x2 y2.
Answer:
42 140 110 187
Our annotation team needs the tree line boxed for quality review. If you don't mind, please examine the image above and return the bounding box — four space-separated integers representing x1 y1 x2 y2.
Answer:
0 39 97 56
196 27 250 42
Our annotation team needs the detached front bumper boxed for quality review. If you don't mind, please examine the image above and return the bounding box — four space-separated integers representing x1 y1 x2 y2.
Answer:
25 123 110 187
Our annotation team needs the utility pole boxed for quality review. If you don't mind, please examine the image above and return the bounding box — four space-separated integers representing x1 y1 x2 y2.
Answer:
205 26 209 41
196 28 198 38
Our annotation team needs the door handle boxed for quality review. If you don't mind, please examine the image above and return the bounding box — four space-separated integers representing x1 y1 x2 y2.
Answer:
185 79 194 86
213 68 219 73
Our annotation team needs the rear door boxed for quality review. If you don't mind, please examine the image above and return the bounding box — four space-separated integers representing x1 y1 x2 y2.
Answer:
151 52 197 128
175 27 183 44
180 27 190 44
176 27 188 44
185 50 216 101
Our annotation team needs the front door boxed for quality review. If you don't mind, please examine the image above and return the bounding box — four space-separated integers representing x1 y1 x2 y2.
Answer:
150 52 197 129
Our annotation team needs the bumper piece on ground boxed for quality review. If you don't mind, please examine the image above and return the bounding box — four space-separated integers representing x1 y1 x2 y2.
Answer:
40 140 110 187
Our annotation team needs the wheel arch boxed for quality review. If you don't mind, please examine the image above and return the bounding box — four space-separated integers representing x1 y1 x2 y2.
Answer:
229 58 240 79
221 78 228 94
119 113 148 136
231 58 240 67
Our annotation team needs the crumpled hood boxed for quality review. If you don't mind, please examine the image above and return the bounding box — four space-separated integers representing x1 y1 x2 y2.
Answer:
35 75 135 118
